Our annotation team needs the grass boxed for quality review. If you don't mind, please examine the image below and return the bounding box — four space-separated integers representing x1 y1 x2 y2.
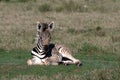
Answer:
38 4 52 12
0 50 120 80
0 0 35 2
0 0 120 80
0 1 120 52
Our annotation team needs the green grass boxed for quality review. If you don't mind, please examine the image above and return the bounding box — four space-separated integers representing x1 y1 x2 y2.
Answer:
0 50 120 80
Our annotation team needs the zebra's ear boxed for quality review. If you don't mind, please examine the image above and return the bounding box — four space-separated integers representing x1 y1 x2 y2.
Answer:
48 21 54 31
36 21 42 32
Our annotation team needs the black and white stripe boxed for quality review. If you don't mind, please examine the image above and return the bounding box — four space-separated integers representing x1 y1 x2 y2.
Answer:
31 37 47 59
31 21 54 60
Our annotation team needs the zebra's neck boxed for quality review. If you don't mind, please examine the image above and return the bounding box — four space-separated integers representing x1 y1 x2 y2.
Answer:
31 43 48 59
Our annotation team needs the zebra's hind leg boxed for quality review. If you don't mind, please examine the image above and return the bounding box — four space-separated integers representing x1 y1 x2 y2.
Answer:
61 54 82 67
61 60 82 67
61 57 82 67
43 55 61 66
62 60 73 66
44 59 59 66
55 44 82 67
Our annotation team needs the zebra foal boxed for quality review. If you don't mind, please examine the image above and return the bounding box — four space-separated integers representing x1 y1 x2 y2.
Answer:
27 21 82 66
27 21 62 65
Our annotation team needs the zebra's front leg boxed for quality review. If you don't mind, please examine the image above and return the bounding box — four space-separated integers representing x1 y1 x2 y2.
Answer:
27 56 45 66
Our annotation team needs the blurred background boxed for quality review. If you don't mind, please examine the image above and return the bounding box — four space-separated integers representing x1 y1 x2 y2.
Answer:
0 0 120 54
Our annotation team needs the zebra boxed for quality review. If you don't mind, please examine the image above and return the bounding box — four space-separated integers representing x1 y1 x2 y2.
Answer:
27 21 82 66
27 21 62 65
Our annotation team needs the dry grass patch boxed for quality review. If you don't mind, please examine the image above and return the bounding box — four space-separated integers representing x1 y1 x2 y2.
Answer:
0 1 120 53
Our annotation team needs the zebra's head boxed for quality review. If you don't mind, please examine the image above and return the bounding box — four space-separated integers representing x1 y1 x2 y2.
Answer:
36 21 54 46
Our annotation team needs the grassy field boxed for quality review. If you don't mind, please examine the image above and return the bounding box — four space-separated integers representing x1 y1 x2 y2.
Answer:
0 50 120 80
0 0 120 80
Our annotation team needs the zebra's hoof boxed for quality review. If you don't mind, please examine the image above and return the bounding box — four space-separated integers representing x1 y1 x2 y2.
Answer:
27 59 32 65
63 63 68 66
76 62 82 67
64 63 68 66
